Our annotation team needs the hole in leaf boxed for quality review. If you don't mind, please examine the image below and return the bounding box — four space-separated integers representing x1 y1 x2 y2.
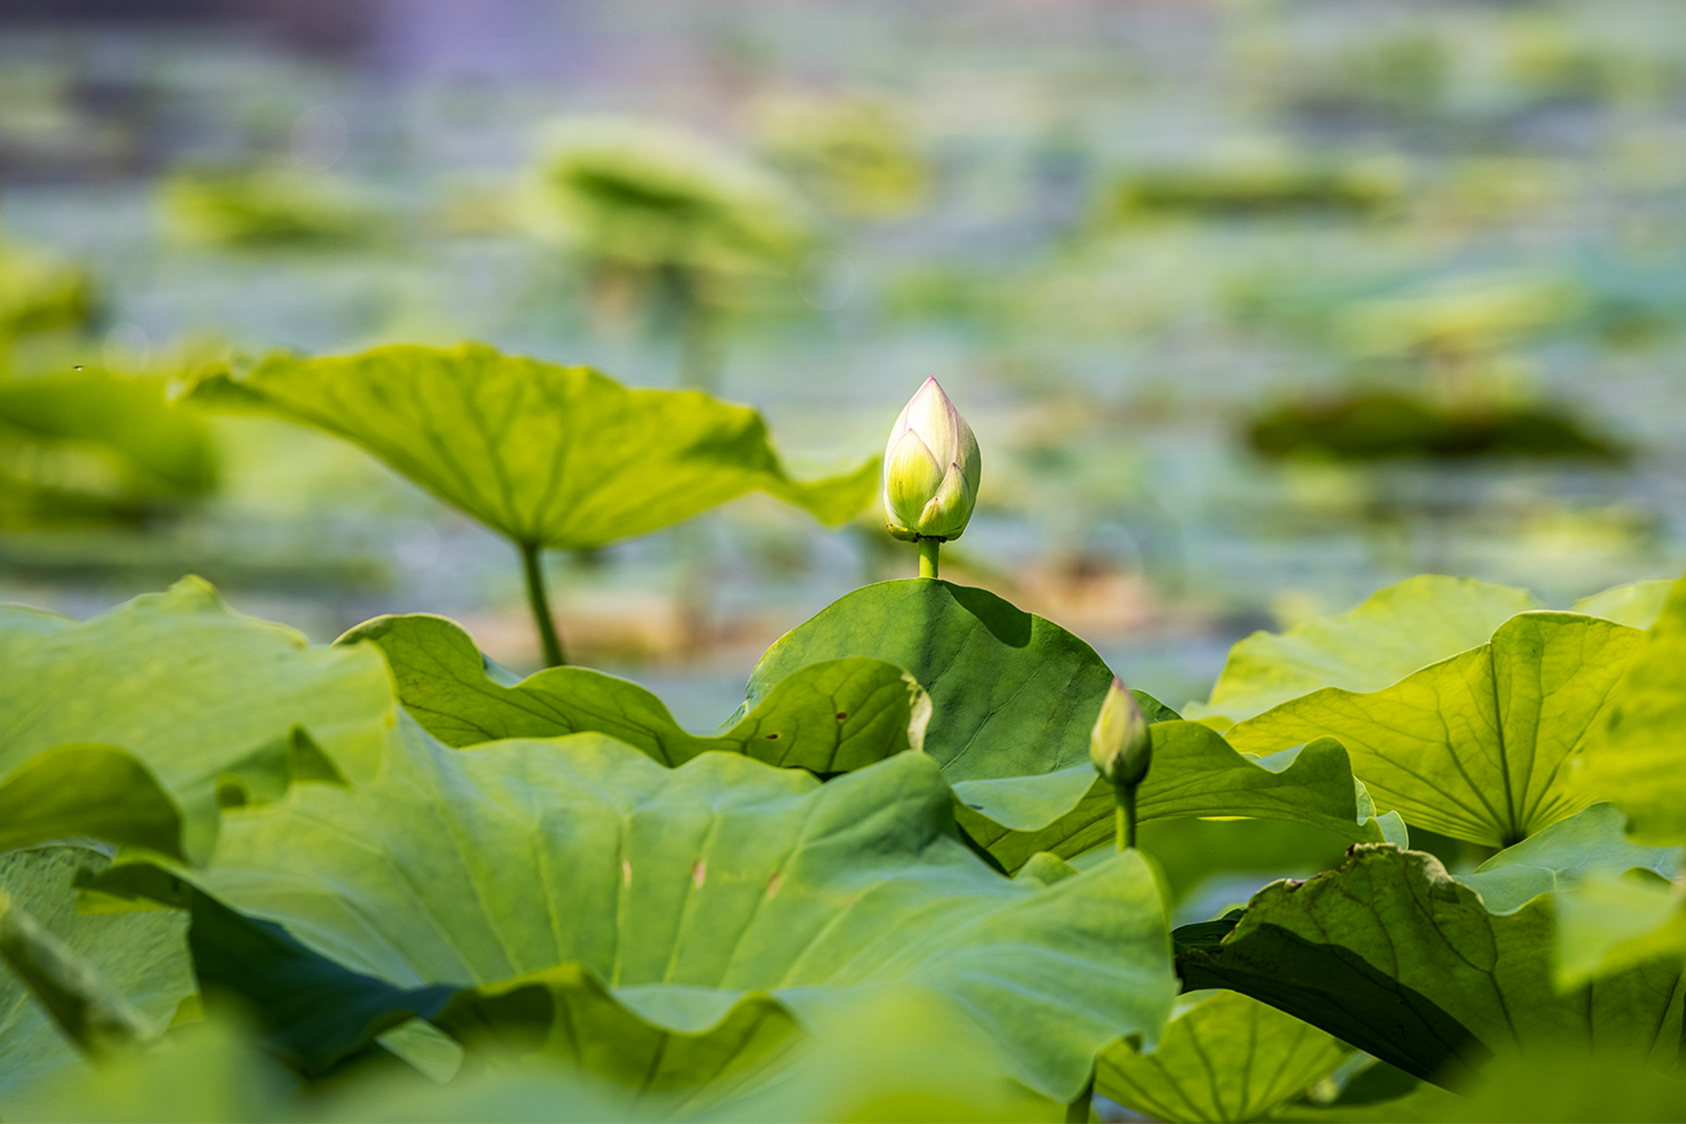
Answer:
765 733 781 740
835 712 848 720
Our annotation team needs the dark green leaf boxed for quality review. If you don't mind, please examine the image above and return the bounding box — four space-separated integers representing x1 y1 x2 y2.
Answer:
1175 845 1686 1086
337 613 927 772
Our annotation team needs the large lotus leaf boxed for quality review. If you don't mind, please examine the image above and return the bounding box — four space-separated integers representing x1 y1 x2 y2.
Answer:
1227 613 1645 847
336 613 927 772
0 577 393 862
1573 579 1676 630
0 847 192 1103
741 579 1388 869
954 727 1400 874
1580 575 1686 844
178 344 877 549
135 717 1176 1103
1457 803 1680 914
1175 845 1686 1087
1187 576 1541 724
1096 990 1349 1124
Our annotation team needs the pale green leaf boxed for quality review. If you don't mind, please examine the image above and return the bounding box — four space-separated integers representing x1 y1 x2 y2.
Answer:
136 718 1176 1103
1458 803 1680 914
0 578 393 862
1187 575 1541 724
1096 990 1349 1124
1227 613 1645 847
1555 872 1686 989
336 613 927 772
178 344 876 550
1572 579 1677 630
0 847 191 1103
1580 575 1686 844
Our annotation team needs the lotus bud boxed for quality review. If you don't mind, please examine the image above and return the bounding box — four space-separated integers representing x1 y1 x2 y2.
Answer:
883 377 980 542
1090 677 1151 788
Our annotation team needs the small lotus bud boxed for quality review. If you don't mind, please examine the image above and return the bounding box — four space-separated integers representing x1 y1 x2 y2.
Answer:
883 378 980 542
1091 677 1151 787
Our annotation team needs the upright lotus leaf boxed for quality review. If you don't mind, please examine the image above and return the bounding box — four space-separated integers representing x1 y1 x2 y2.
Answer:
1227 613 1645 847
336 613 927 773
1573 579 1676 630
136 718 1176 1103
1096 990 1349 1124
1580 575 1686 844
1186 576 1541 724
744 580 1390 870
177 344 876 551
0 577 392 862
0 847 192 1101
1457 803 1681 914
1175 845 1686 1086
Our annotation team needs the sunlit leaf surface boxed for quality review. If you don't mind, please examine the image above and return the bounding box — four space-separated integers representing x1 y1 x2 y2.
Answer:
1227 613 1644 847
1188 576 1541 724
179 343 876 550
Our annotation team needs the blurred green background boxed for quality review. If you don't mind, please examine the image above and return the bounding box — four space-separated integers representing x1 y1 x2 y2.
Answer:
3 0 1685 728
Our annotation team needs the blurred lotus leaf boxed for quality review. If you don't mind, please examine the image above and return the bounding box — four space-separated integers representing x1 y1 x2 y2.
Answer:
756 95 929 219
1106 158 1402 219
0 369 218 528
1340 274 1582 358
1249 392 1626 462
0 242 97 340
159 166 386 248
526 116 811 281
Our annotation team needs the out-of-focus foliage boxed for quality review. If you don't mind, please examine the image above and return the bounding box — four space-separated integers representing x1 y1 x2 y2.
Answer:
756 94 929 219
159 166 387 249
525 116 811 280
0 369 218 528
1249 393 1626 462
0 241 96 342
1103 158 1402 220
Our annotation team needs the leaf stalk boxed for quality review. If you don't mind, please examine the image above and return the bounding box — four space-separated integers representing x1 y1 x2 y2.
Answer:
519 541 566 667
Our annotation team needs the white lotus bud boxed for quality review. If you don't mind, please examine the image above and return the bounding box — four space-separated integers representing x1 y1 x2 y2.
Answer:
1091 677 1151 787
883 378 980 542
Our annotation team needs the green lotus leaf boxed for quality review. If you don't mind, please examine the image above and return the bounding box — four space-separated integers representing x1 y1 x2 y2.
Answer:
0 577 393 862
336 613 927 772
1572 579 1677 630
1456 803 1680 914
131 717 1176 1103
177 343 876 550
1187 576 1541 724
953 727 1401 874
0 847 192 1104
1227 613 1645 847
1555 872 1686 990
1096 990 1349 1124
743 580 1391 870
1175 844 1686 1087
1580 575 1686 844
